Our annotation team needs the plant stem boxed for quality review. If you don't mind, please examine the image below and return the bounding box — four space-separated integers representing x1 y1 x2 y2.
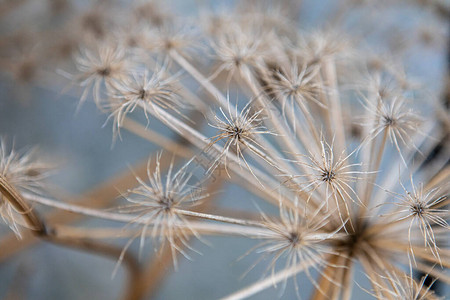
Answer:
175 209 265 228
169 50 232 113
323 58 347 154
23 192 271 237
0 175 46 235
221 260 315 300
359 128 388 221
139 101 295 207
122 117 193 158
0 175 141 300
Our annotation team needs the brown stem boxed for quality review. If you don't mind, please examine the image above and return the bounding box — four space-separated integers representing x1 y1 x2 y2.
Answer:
309 254 341 300
0 152 180 262
0 174 46 235
129 177 224 299
0 174 141 300
44 233 141 300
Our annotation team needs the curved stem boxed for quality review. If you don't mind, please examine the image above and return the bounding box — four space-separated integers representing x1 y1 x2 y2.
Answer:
221 260 315 300
22 192 271 237
0 175 46 234
0 176 141 300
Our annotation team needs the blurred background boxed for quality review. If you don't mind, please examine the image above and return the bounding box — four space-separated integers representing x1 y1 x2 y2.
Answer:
0 0 448 299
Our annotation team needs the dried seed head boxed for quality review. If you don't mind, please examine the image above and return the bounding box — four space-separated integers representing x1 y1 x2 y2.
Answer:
207 98 272 179
250 197 344 296
210 25 267 81
0 140 50 236
73 43 132 109
396 180 449 261
368 271 442 300
288 139 365 227
293 30 351 67
199 10 234 37
364 96 422 164
120 154 208 269
107 67 183 138
271 62 323 108
145 22 199 56
235 2 297 38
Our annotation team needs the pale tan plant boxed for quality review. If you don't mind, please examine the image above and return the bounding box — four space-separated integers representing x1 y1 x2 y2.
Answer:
0 1 448 300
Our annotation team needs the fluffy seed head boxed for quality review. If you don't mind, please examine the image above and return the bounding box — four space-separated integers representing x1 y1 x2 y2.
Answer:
207 98 272 179
73 43 132 108
252 197 344 297
396 181 449 261
107 67 182 138
120 154 208 269
364 96 422 164
0 140 49 236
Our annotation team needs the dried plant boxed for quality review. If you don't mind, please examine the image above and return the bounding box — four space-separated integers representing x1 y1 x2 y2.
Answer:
0 1 449 300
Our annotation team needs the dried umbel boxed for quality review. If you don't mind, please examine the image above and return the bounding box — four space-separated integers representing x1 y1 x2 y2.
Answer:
366 270 443 300
55 10 447 295
207 98 274 180
251 198 346 298
107 67 183 138
287 139 365 228
383 179 449 262
72 44 133 109
363 96 423 164
0 1 449 300
116 154 209 271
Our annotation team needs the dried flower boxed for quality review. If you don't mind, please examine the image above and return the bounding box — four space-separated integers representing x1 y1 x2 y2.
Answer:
0 140 49 236
249 197 344 298
392 179 449 261
288 139 365 227
207 97 273 180
367 271 443 300
107 67 183 138
363 96 422 164
1 1 449 299
73 43 132 109
119 154 208 269
210 25 267 81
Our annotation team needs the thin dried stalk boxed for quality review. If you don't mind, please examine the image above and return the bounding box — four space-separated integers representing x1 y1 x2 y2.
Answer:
121 117 193 158
0 174 141 300
222 259 316 300
0 153 176 262
0 175 46 234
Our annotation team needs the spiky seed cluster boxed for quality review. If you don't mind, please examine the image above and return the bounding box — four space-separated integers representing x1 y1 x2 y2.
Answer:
396 182 449 259
121 155 207 268
108 68 182 137
210 25 267 81
366 96 422 163
271 63 323 108
56 7 448 299
0 141 49 236
137 22 198 56
294 30 350 67
207 100 271 178
289 140 364 223
73 44 132 108
253 198 344 296
368 271 442 300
